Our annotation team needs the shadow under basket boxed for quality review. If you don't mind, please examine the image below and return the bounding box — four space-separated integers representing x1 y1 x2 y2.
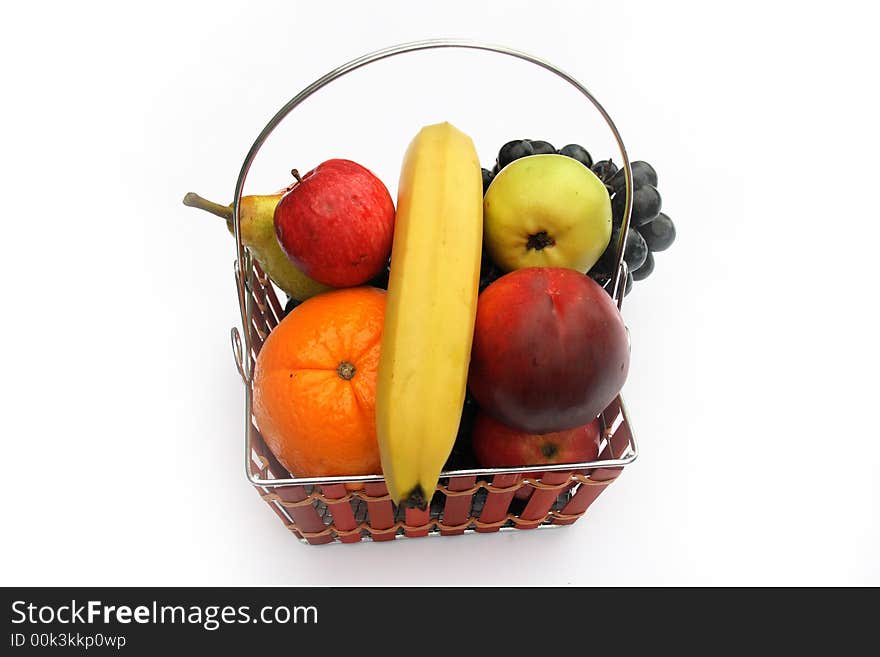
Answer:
241 261 637 546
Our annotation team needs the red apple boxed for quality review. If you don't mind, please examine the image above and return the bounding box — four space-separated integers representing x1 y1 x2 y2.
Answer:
468 267 629 433
472 412 601 467
274 159 395 287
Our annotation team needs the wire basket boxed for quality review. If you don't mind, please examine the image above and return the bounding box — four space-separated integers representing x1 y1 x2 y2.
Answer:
228 40 639 545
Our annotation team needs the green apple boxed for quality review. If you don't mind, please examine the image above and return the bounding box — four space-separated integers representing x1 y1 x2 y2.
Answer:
483 154 612 273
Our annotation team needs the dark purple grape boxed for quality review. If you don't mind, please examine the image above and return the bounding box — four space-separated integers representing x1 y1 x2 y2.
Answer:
633 160 658 186
632 250 654 281
588 271 613 297
624 228 648 272
612 184 662 227
497 140 534 170
592 159 618 182
631 185 662 225
608 168 627 193
611 194 624 228
592 261 630 299
479 253 504 293
482 168 494 195
590 231 621 279
529 140 556 155
638 213 676 252
558 144 593 168
594 223 649 277
609 160 659 193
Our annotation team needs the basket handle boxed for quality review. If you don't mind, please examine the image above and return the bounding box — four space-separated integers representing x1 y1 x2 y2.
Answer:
231 39 634 382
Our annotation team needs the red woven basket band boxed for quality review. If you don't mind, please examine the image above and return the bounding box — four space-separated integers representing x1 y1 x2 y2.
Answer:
259 471 616 508
283 507 590 540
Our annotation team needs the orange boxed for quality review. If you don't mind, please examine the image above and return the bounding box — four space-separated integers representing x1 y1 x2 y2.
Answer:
253 287 386 479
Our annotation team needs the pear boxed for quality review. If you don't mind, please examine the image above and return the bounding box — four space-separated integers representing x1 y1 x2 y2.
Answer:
183 191 332 301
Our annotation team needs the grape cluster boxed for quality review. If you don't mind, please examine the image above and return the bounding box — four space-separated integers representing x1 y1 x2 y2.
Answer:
482 138 593 192
480 138 676 298
591 159 675 295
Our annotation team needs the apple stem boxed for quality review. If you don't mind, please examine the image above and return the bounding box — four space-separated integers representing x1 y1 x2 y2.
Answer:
182 192 233 221
290 169 302 183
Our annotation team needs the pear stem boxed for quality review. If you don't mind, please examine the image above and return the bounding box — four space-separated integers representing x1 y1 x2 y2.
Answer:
182 192 233 221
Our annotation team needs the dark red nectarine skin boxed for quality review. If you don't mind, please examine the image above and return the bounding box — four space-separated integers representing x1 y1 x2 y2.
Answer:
472 412 600 467
274 159 395 287
468 267 629 433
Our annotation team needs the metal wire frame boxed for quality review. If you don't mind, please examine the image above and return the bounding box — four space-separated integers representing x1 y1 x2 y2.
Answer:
227 39 638 489
258 398 633 543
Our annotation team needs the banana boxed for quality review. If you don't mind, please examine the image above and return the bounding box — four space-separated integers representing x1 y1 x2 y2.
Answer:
376 122 483 508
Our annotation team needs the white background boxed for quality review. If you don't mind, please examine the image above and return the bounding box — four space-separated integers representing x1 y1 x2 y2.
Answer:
1 0 877 586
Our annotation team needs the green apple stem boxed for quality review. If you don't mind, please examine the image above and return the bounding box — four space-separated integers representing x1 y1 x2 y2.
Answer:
182 192 233 223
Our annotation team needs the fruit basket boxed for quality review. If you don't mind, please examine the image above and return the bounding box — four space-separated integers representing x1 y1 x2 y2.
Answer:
227 40 639 545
